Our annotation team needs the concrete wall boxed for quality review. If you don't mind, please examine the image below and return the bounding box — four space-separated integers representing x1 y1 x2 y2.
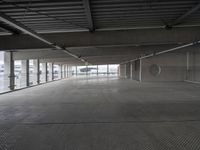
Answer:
141 52 186 82
120 48 200 82
131 60 141 81
119 64 126 79
125 62 131 79
187 48 200 82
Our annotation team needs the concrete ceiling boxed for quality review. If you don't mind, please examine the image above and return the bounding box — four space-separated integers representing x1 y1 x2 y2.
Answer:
1 0 200 65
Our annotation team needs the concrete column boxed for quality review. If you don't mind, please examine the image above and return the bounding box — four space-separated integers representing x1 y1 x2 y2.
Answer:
48 63 53 81
4 52 15 90
97 65 99 76
59 64 62 79
107 64 109 76
119 64 126 79
131 60 142 82
60 65 63 79
118 65 120 77
21 60 28 87
40 62 46 83
51 63 54 81
33 59 40 84
125 64 126 78
126 62 131 79
10 52 15 90
63 64 66 78
76 66 78 76
139 59 142 82
66 65 69 78
45 63 48 82
26 60 30 86
68 66 72 77
4 52 10 91
86 65 88 76
63 64 65 78
186 51 190 80
130 62 133 79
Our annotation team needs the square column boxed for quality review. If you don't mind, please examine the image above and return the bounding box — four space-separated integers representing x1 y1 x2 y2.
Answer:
61 65 63 79
68 66 72 77
97 65 99 76
52 63 54 81
4 52 15 91
41 62 47 82
33 59 40 84
66 65 68 78
139 59 142 82
21 60 29 87
45 63 48 82
76 66 78 76
186 51 190 80
26 60 30 86
125 62 131 79
58 64 62 79
107 64 109 76
61 64 66 78
86 65 88 76
119 64 126 79
63 65 66 78
130 62 133 79
48 63 53 81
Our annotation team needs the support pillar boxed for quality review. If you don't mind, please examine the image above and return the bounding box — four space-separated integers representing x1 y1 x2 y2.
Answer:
76 66 78 76
124 64 126 78
119 64 126 79
63 64 66 78
45 62 48 82
59 64 62 79
60 65 63 79
186 51 190 80
139 59 142 82
68 66 72 77
118 65 120 77
51 63 54 81
107 64 109 76
40 62 46 83
4 52 15 91
21 60 28 87
97 65 99 76
10 52 15 90
26 60 30 86
86 65 88 76
130 62 133 79
66 65 69 78
126 62 131 79
33 59 40 84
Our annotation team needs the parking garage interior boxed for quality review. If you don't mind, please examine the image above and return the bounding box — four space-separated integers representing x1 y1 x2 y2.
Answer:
0 0 200 149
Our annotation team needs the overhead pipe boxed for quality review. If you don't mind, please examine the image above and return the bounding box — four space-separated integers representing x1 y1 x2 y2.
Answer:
120 41 200 64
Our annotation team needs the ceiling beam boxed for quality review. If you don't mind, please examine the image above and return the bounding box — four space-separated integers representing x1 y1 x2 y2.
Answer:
83 0 95 32
1 26 200 50
167 2 200 28
0 22 21 34
120 40 200 64
0 12 88 63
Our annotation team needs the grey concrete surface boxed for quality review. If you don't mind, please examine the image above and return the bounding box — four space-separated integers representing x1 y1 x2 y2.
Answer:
2 27 200 50
0 77 200 150
141 52 186 82
119 64 126 79
187 48 200 82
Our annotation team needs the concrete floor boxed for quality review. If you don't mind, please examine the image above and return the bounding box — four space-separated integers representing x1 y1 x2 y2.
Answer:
0 76 200 150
